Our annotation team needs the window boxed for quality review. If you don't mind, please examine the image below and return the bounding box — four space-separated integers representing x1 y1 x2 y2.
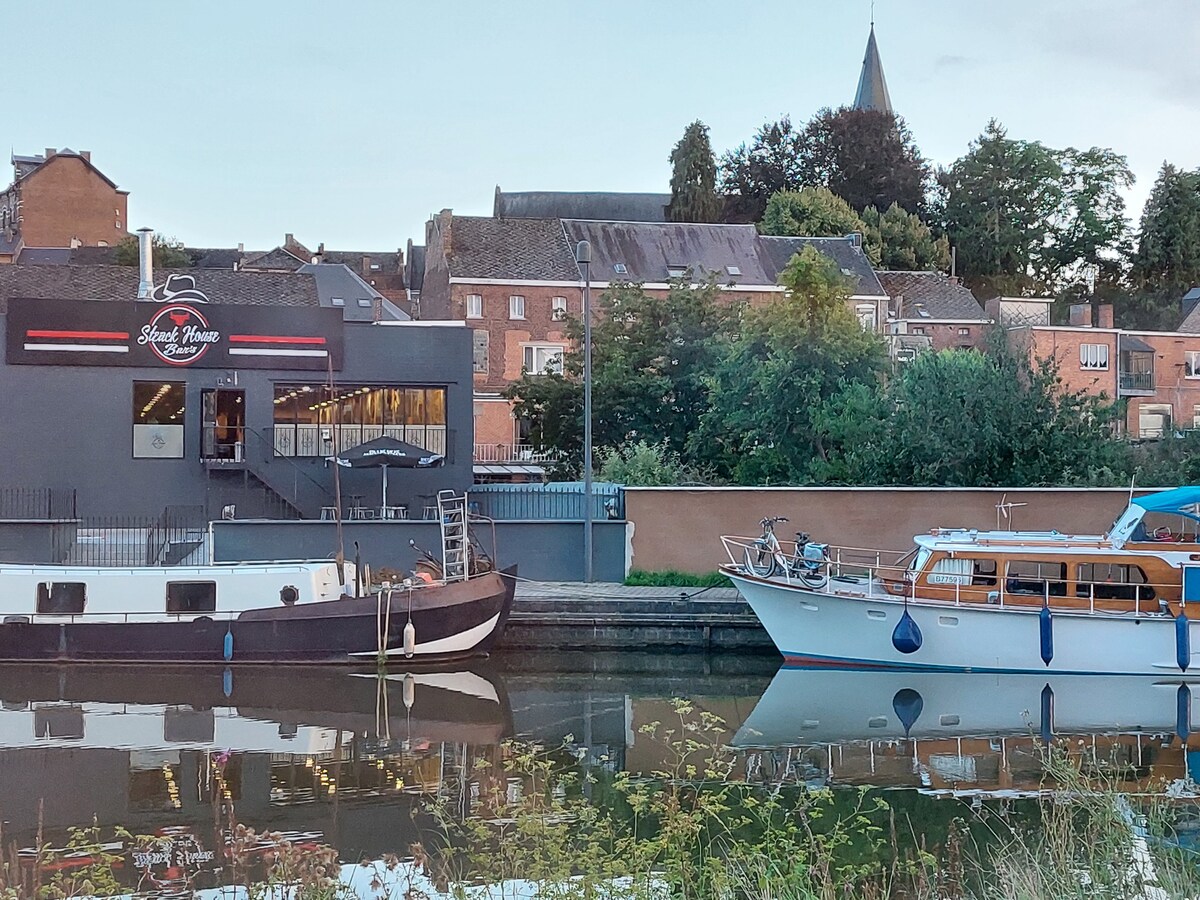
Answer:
1194 404 1200 430
1186 351 1200 378
166 581 217 614
357 298 372 307
272 384 448 456
509 295 525 319
666 265 688 279
1139 403 1172 439
971 559 997 586
911 327 926 335
466 294 482 318
473 329 489 374
551 296 567 320
1005 560 1067 596
928 558 971 585
958 328 971 336
613 263 628 275
133 381 185 458
1075 563 1152 602
523 344 564 375
1080 343 1109 371
331 297 345 307
36 582 86 615
726 266 741 276
855 305 875 331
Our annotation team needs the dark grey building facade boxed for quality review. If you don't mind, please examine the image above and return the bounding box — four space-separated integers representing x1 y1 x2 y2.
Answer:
0 264 472 519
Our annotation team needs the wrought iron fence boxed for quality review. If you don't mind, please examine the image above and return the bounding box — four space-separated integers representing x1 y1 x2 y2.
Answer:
62 509 209 567
0 488 77 519
468 483 624 520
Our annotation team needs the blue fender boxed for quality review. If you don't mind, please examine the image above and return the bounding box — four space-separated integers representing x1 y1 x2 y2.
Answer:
1039 605 1054 667
1177 612 1191 672
223 628 234 662
891 607 922 654
1178 683 1192 744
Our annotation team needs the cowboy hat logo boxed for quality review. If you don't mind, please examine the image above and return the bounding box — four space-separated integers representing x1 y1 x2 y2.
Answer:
151 273 209 304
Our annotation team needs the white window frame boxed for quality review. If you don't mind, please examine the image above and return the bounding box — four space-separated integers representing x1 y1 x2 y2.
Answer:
551 296 567 321
855 304 876 331
466 294 482 319
509 295 525 320
1186 350 1200 379
1080 343 1109 371
958 327 970 336
522 343 564 375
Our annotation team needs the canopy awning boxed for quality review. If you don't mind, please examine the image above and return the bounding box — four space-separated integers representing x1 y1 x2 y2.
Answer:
1119 334 1155 353
1131 486 1200 516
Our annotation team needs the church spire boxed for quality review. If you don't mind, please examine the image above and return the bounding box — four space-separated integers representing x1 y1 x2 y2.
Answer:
853 23 893 114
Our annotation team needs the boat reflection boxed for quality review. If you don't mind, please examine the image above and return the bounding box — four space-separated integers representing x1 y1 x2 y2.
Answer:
732 668 1200 795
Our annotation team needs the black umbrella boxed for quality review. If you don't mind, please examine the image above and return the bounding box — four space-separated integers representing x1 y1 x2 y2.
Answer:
332 436 444 510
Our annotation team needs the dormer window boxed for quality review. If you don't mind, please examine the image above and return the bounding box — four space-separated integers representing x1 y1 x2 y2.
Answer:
726 266 741 277
331 297 345 307
667 265 687 279
613 263 628 275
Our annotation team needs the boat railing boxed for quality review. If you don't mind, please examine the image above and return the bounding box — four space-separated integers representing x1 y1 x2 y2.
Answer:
720 534 1181 617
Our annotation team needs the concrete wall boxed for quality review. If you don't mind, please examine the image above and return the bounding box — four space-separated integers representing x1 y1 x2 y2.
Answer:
0 318 473 518
625 486 1154 575
211 519 627 582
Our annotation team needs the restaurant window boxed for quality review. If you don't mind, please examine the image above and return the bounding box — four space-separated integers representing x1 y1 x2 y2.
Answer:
36 582 86 615
133 381 185 459
1080 343 1109 371
1005 560 1067 596
166 582 217 614
523 344 564 375
1076 563 1153 602
466 294 483 318
272 384 448 457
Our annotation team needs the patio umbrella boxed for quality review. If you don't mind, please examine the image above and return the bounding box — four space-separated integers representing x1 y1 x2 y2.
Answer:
332 436 444 510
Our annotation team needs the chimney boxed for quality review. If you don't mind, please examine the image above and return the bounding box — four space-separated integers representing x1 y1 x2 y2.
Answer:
136 228 154 299
438 209 454 256
846 232 862 249
1069 303 1092 327
285 233 294 245
1097 303 1114 329
79 151 91 163
361 255 371 276
44 147 55 159
237 242 244 253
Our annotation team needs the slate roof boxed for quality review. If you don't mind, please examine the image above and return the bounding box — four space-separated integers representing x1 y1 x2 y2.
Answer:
447 216 580 281
296 263 409 321
853 25 893 113
8 150 124 192
406 243 426 293
189 247 243 268
0 233 19 255
495 188 670 223
758 235 886 296
14 248 73 265
877 270 988 320
240 246 307 271
0 264 319 314
562 220 769 283
1178 301 1200 333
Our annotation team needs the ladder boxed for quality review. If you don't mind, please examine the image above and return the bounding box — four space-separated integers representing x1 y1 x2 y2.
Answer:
438 490 469 582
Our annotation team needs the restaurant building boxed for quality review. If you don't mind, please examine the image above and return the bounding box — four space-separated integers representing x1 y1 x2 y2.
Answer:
0 241 472 519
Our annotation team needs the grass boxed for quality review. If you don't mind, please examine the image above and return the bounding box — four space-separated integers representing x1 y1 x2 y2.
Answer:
624 569 731 588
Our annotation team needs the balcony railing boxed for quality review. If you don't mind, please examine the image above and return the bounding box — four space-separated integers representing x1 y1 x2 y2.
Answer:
473 443 555 464
271 425 448 459
1118 371 1155 392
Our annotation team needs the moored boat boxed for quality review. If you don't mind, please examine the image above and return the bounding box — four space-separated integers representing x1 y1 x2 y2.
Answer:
720 487 1200 675
0 492 515 664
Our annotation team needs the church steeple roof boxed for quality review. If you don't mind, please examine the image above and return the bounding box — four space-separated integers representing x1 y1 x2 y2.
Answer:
853 24 893 114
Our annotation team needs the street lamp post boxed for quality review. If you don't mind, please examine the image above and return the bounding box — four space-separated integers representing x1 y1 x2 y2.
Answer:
575 240 593 583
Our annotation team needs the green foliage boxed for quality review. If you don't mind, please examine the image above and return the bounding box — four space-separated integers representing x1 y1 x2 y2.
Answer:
624 569 730 587
1129 162 1200 328
113 233 191 269
667 121 721 224
803 106 930 216
719 117 809 222
937 120 1132 296
694 245 888 483
760 187 875 263
598 440 697 486
814 343 1128 486
862 202 951 271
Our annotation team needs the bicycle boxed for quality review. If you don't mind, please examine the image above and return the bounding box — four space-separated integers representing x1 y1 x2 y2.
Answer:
745 517 830 586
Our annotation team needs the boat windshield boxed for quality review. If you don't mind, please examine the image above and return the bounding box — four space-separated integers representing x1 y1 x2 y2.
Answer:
906 547 931 580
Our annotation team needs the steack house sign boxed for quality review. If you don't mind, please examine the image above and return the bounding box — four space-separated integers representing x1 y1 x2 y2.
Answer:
6 297 344 371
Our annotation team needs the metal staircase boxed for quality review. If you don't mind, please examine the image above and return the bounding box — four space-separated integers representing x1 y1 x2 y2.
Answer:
438 490 469 582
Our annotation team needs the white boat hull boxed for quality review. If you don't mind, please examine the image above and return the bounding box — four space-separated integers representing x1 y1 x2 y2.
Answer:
727 569 1200 676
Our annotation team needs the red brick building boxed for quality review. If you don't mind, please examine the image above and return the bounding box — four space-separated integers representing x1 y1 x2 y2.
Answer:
877 270 990 355
0 150 128 262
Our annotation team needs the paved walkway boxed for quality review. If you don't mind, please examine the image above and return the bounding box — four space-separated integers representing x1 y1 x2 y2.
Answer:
514 580 742 603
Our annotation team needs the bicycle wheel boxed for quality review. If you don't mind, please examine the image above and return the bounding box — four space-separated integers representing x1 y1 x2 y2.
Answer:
745 544 778 578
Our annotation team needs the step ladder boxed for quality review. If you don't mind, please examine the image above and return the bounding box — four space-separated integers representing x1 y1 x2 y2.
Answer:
438 490 469 582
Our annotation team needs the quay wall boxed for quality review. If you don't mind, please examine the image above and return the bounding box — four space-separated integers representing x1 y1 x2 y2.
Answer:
624 486 1158 575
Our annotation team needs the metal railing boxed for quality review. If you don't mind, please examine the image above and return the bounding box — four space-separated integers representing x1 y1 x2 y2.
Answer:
469 483 623 520
473 443 556 464
1118 371 1155 392
271 424 449 458
61 515 207 567
0 488 77 519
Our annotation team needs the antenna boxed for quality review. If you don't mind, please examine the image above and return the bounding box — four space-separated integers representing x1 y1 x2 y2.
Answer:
996 493 1028 529
871 0 875 27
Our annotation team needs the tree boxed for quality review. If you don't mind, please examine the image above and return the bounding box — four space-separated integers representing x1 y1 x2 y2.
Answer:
1128 162 1200 328
861 203 950 271
719 117 809 223
667 121 722 223
113 234 191 268
803 107 930 215
760 187 869 245
814 343 1127 486
693 246 887 483
937 121 1132 296
505 278 731 475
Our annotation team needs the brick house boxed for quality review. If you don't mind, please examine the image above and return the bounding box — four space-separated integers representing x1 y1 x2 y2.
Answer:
421 210 887 465
1007 302 1200 437
0 149 129 262
877 270 991 356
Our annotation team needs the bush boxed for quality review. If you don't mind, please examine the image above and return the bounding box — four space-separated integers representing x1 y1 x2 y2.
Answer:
624 569 731 588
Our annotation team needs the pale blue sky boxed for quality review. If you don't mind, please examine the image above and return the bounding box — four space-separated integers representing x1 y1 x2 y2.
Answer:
8 0 1197 251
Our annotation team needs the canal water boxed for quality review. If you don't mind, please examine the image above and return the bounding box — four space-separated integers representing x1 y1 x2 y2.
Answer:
1 650 1197 893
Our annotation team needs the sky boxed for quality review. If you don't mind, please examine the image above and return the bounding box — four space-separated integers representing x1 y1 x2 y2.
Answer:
6 0 1198 252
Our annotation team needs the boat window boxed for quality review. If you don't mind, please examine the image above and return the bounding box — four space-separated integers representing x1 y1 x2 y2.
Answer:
928 558 971 585
908 547 932 578
36 582 86 615
1075 563 1154 602
166 581 217 614
971 559 997 586
1005 560 1067 596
